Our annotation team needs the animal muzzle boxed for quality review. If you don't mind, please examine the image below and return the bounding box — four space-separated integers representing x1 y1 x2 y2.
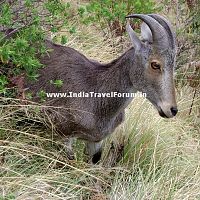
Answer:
158 103 178 118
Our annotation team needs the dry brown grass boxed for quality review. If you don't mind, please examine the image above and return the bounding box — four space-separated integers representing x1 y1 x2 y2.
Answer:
0 2 200 199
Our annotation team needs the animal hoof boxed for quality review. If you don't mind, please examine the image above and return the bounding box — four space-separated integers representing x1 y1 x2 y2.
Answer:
92 150 102 164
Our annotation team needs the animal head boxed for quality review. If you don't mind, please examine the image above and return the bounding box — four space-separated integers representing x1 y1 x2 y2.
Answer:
126 14 177 118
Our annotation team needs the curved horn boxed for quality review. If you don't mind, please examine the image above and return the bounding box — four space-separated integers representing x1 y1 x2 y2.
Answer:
126 14 169 50
148 14 176 49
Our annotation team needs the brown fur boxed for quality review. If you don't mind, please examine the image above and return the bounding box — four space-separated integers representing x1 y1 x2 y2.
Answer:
25 40 134 142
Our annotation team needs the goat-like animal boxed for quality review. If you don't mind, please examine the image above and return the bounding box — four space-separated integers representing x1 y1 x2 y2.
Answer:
25 14 178 163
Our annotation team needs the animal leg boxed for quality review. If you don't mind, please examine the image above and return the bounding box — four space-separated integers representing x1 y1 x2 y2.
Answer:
85 141 103 164
64 137 75 160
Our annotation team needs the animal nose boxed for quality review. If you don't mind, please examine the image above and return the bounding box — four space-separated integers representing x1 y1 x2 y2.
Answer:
170 107 178 116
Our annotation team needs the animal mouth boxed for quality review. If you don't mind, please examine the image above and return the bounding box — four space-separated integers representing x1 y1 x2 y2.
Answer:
158 107 168 118
149 100 169 118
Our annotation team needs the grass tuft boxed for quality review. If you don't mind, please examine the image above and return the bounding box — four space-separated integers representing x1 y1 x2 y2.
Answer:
1 9 200 200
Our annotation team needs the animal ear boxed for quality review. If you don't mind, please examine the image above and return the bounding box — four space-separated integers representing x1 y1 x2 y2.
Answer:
126 21 142 51
141 22 153 44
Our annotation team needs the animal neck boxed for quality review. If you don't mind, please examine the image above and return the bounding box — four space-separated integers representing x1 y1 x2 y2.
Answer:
100 47 135 91
95 47 138 117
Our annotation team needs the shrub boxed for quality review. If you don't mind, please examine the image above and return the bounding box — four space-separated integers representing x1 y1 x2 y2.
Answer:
78 0 159 36
0 0 71 96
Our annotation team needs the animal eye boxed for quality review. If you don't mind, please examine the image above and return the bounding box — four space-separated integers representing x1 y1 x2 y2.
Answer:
151 62 161 70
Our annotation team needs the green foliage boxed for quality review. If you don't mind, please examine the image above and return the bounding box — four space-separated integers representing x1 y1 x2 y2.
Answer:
0 0 71 96
50 79 63 88
69 26 76 34
38 89 46 102
0 75 8 94
26 92 33 100
0 4 13 26
61 35 68 45
79 0 158 36
0 194 15 200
